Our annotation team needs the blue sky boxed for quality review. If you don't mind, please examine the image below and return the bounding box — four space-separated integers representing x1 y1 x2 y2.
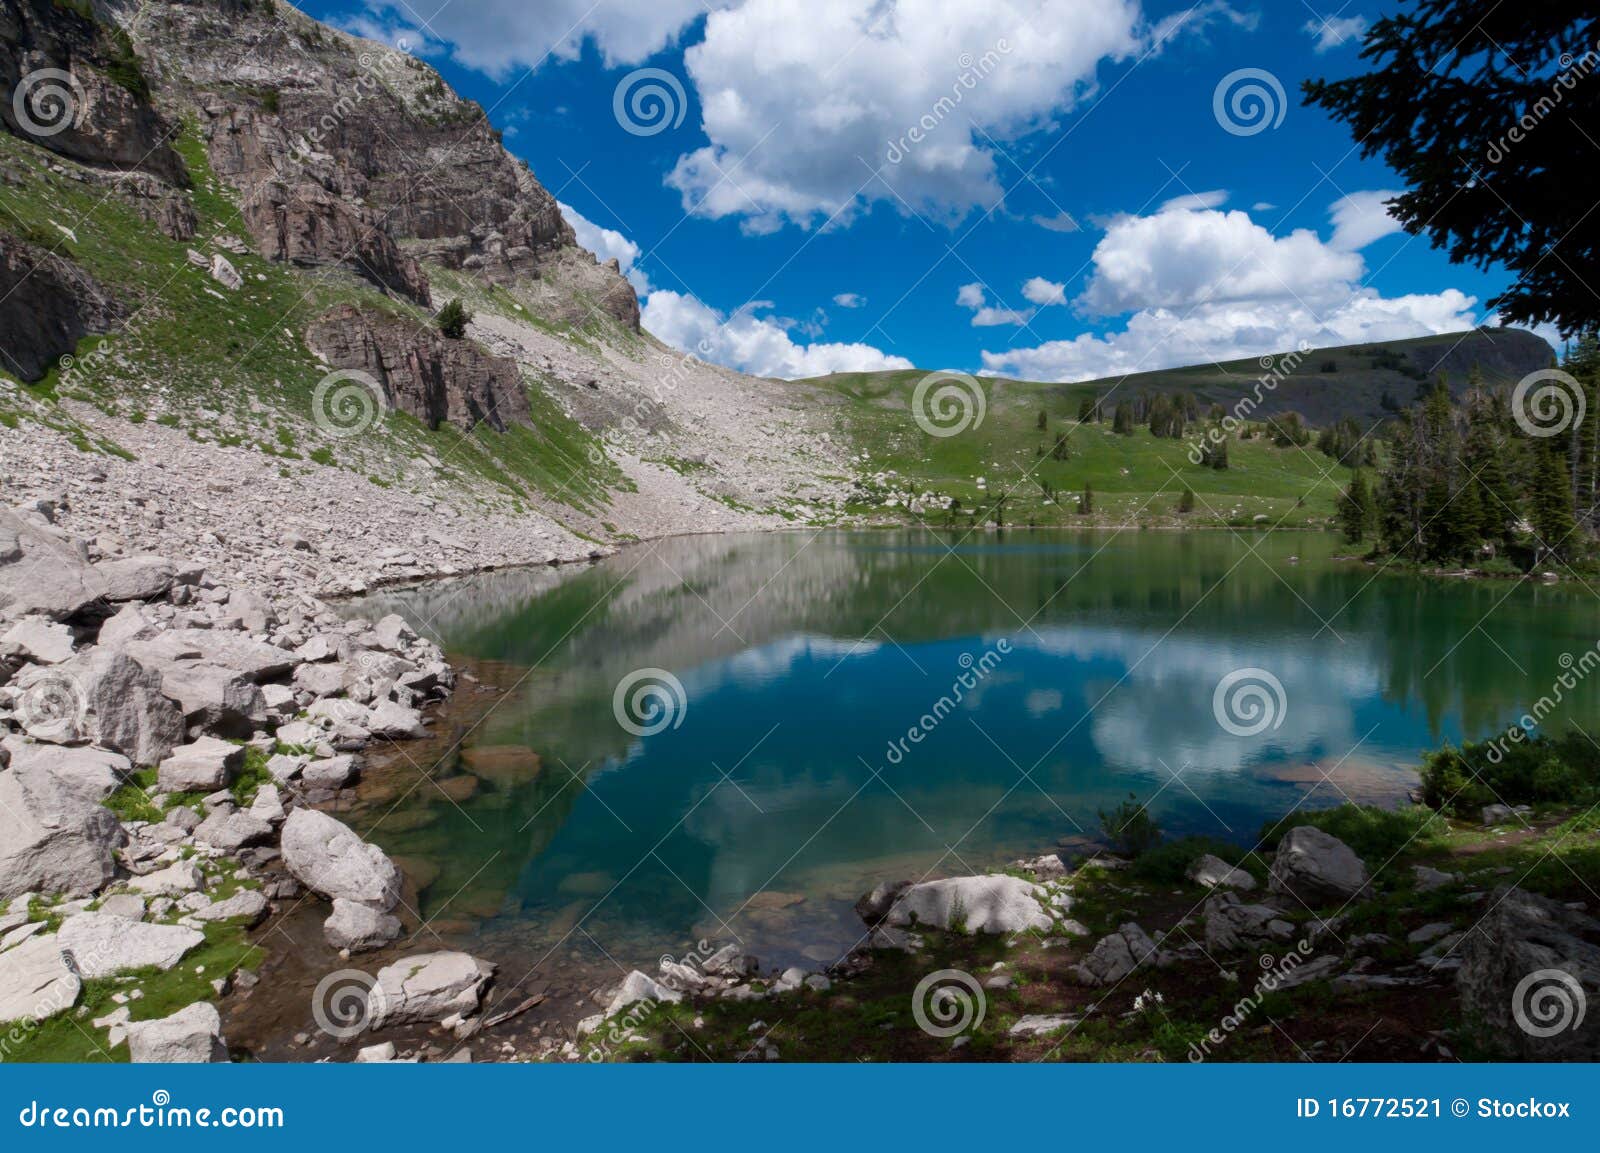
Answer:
298 0 1541 381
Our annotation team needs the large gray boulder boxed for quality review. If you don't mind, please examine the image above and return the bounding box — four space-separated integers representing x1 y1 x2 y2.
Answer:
1072 923 1160 986
280 809 400 910
125 1002 228 1063
1268 826 1369 904
367 951 494 1028
1458 886 1599 1060
156 736 243 793
0 754 126 899
1203 891 1297 952
0 510 100 622
1188 853 1257 891
1 617 74 665
192 809 274 852
148 660 268 738
57 912 204 978
884 875 1053 934
89 556 175 603
323 898 401 952
1 741 128 801
125 630 298 682
0 934 81 1024
15 649 184 766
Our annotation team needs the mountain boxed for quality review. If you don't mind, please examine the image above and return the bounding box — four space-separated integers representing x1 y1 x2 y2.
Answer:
0 0 1562 584
0 0 853 595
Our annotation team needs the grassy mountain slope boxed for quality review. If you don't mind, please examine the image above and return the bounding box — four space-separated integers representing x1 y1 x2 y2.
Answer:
810 328 1554 530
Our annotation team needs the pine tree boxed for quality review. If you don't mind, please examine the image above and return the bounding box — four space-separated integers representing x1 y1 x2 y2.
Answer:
1112 401 1136 435
1177 487 1196 514
1530 439 1578 562
1078 484 1094 515
1336 470 1377 543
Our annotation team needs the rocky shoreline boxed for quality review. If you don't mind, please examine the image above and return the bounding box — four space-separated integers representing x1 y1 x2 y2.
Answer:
0 491 575 1061
4 492 1597 1064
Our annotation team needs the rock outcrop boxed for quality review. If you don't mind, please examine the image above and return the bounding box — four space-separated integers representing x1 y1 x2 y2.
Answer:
306 304 531 432
882 875 1053 935
0 745 126 898
0 0 187 183
1458 886 1599 1060
0 235 122 383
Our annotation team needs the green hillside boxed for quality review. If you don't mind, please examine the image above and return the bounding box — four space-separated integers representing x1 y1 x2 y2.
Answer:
808 328 1555 530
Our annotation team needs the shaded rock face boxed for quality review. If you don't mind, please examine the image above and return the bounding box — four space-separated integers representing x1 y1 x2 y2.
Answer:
0 235 121 382
306 304 531 432
0 0 186 184
1458 886 1599 1061
237 174 430 305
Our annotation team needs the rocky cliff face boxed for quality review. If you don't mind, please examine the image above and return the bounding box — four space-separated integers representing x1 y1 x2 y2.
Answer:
305 303 531 433
1 0 640 324
0 234 122 381
130 0 636 324
0 0 186 184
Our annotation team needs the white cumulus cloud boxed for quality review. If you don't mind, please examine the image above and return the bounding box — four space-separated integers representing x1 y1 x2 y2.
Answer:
1022 277 1067 306
983 192 1479 381
666 0 1146 231
358 0 726 76
642 290 913 378
1328 189 1405 251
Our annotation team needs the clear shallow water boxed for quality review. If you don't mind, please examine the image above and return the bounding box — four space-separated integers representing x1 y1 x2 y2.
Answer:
349 529 1600 969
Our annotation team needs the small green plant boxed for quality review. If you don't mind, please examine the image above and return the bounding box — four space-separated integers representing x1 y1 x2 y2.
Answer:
436 298 471 339
1098 792 1160 857
1177 487 1196 514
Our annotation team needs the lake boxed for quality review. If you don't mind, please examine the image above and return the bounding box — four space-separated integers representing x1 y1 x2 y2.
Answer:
345 528 1600 975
